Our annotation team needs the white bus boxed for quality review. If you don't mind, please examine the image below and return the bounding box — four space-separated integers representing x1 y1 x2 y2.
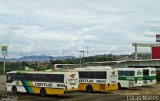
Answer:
6 70 79 96
116 68 143 89
142 67 156 86
74 66 118 93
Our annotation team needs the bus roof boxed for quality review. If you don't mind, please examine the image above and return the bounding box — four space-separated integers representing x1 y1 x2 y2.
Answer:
7 70 77 74
74 66 115 71
115 68 142 71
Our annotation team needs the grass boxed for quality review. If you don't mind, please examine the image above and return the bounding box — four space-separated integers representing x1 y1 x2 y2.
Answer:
0 64 5 75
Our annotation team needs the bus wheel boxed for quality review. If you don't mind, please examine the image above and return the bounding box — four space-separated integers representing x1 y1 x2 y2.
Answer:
118 83 121 90
86 85 93 93
12 86 17 95
40 88 47 97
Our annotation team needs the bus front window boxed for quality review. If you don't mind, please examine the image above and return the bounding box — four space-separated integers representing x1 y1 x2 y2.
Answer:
6 74 14 83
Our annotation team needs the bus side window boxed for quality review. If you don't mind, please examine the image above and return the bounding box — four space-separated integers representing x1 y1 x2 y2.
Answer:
79 72 85 78
45 74 52 82
36 74 45 82
118 71 124 76
143 70 149 76
45 74 64 83
54 74 64 83
96 72 106 79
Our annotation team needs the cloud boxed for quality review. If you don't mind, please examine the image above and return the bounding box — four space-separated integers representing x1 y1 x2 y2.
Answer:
0 0 159 57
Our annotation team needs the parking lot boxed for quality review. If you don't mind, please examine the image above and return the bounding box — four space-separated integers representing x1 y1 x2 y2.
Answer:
1 75 160 101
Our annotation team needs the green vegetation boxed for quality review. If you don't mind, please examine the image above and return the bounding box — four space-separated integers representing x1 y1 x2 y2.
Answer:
0 62 22 75
0 54 129 74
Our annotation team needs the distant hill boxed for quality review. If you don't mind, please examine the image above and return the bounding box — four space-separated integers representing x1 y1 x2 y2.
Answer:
0 55 76 62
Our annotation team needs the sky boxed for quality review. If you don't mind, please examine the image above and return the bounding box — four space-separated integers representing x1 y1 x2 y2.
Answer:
0 0 160 57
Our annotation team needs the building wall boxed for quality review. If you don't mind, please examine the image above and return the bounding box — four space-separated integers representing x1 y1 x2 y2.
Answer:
152 47 160 59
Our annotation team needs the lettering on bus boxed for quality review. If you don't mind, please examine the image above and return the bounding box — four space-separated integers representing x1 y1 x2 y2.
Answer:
57 84 65 87
79 79 93 83
96 80 106 83
126 77 134 80
35 83 53 87
111 81 116 83
68 79 78 81
70 83 76 85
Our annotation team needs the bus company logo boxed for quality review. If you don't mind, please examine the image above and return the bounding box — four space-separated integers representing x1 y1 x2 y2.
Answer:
70 74 76 78
16 81 20 86
96 80 106 83
111 71 116 76
137 70 142 75
35 83 52 87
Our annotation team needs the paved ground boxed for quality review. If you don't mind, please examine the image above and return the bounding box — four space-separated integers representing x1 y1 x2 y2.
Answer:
1 75 160 101
0 75 6 94
0 93 127 101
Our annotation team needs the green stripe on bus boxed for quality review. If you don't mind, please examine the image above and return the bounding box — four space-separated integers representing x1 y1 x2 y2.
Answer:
21 81 33 93
25 81 33 93
134 77 143 80
22 81 30 93
118 77 143 80
143 76 156 80
118 76 156 80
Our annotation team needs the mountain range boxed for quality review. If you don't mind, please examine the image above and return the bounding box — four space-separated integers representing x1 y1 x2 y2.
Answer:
0 55 76 62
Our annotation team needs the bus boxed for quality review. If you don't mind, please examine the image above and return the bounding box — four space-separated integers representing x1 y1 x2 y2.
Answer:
142 67 156 86
74 66 118 93
116 68 143 89
6 70 79 96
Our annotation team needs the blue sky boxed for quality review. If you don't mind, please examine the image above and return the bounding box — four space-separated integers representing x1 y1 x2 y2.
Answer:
0 0 159 57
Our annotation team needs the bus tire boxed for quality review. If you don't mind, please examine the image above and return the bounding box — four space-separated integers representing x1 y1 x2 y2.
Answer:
86 85 93 93
118 83 121 90
12 86 17 95
40 88 47 97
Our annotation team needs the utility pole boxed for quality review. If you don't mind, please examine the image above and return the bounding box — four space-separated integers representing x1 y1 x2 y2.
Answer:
1 45 7 74
87 47 89 57
135 44 138 60
79 55 81 68
62 51 64 61
79 51 84 65
3 56 5 74
21 52 23 69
